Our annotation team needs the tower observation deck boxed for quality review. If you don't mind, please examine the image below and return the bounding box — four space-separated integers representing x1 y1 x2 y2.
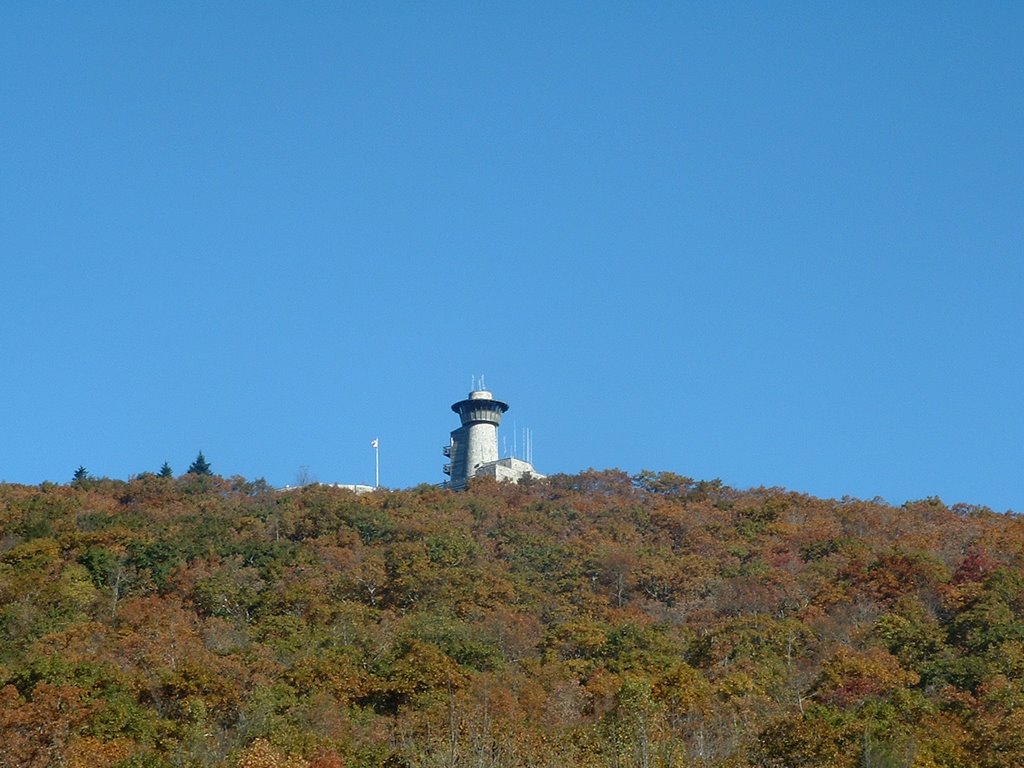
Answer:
443 388 544 489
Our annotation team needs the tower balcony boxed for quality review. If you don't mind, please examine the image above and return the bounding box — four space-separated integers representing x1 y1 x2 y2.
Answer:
442 464 452 475
451 397 509 427
442 445 452 457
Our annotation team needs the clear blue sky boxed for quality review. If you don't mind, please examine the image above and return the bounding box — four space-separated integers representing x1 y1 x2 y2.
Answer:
2 3 1021 511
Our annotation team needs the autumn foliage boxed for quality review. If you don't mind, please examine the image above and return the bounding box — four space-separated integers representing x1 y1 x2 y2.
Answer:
0 470 1021 766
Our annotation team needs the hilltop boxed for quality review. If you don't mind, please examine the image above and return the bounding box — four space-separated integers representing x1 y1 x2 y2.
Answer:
1 470 1021 767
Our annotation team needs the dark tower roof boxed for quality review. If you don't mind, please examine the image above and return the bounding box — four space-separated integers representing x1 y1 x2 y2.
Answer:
451 390 509 426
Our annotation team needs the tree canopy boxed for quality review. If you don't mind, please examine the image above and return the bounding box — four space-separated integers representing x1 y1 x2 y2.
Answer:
0 470 1019 767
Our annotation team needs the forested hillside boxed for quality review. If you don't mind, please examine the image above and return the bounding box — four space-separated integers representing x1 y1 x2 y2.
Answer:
1 470 1022 767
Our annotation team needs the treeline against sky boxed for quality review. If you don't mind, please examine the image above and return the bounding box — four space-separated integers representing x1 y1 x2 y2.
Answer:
1 470 1022 767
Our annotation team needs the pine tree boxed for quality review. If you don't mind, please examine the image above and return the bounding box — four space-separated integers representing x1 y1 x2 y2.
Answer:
187 452 212 476
72 466 90 485
158 462 173 478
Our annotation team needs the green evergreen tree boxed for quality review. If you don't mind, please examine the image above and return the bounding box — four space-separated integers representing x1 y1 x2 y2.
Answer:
72 466 90 485
187 451 212 476
158 462 173 478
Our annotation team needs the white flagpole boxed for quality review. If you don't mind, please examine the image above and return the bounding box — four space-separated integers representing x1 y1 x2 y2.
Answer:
372 438 380 487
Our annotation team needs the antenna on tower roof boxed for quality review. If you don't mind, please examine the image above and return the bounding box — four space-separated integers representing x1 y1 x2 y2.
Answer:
480 374 486 390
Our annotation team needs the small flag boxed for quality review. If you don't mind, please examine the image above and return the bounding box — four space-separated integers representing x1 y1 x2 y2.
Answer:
371 438 379 449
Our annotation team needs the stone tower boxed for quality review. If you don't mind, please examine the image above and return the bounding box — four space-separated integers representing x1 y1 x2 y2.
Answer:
443 387 544 489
